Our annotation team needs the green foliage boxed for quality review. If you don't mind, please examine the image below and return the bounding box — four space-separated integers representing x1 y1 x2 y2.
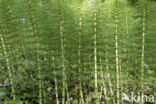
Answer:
0 0 155 104
4 100 24 104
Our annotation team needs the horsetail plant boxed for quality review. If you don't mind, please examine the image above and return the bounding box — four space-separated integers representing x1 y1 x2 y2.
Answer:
58 0 68 103
52 56 60 104
115 0 120 104
0 0 155 104
93 1 99 103
0 32 15 100
27 0 42 104
99 57 107 102
141 1 146 104
0 1 24 100
106 0 115 103
121 2 129 103
78 4 85 104
97 5 107 102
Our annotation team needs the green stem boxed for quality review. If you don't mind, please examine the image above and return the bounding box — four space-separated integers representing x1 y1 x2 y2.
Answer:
52 56 59 104
78 6 84 104
58 1 67 103
0 33 15 100
27 0 42 104
141 8 146 104
93 1 99 104
106 0 115 103
42 82 46 104
99 58 108 102
115 1 120 103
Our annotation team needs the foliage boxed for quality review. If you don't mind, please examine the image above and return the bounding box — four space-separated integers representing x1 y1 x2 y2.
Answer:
0 0 155 104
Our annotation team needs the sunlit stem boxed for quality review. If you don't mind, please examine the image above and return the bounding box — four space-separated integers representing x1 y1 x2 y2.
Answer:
141 8 146 104
78 5 85 104
52 56 59 104
99 58 107 102
115 0 120 103
0 33 15 100
93 1 99 103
